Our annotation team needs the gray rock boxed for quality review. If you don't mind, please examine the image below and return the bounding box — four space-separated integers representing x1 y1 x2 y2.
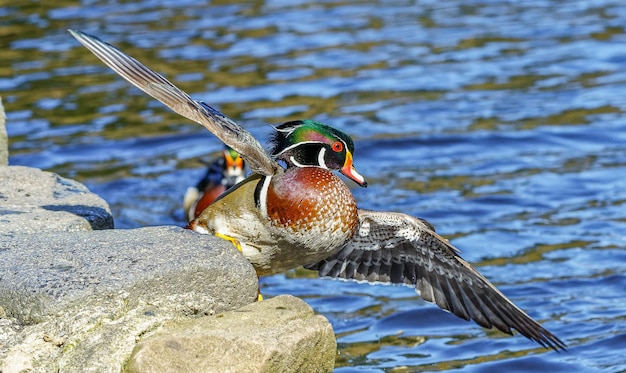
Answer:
126 294 336 373
0 166 114 233
0 226 259 372
0 96 7 165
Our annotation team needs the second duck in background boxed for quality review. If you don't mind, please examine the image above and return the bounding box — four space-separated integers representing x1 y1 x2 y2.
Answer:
183 147 246 222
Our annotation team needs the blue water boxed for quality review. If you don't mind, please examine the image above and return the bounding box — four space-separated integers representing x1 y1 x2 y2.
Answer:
3 1 626 371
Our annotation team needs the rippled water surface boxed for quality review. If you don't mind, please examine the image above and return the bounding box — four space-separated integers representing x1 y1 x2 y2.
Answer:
3 1 626 371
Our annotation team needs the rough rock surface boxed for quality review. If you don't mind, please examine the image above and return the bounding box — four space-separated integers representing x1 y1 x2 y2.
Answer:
0 227 260 372
0 166 114 233
127 295 336 373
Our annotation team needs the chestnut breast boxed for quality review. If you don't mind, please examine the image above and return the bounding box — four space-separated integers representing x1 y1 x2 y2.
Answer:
265 167 359 239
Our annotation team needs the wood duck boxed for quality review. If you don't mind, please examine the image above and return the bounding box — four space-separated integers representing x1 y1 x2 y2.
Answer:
70 30 566 352
183 147 246 222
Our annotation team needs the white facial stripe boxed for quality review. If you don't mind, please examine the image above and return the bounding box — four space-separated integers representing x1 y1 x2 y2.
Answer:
276 126 294 133
340 139 349 152
289 156 308 168
275 141 323 157
317 147 328 169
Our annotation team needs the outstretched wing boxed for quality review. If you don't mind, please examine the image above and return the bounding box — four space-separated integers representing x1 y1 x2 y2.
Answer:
69 29 279 177
305 209 566 351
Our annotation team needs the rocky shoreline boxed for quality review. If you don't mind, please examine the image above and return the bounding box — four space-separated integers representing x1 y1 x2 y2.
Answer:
0 96 336 372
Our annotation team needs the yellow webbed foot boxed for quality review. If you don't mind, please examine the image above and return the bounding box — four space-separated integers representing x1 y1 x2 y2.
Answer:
215 232 243 252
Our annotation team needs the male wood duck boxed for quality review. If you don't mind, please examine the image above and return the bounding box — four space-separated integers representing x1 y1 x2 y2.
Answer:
70 30 566 352
183 147 246 222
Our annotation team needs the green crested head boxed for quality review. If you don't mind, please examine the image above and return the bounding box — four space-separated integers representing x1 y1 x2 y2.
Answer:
225 147 241 161
269 120 354 156
221 146 244 170
269 120 367 187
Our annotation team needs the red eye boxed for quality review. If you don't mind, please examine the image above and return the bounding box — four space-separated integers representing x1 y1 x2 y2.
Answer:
331 141 343 152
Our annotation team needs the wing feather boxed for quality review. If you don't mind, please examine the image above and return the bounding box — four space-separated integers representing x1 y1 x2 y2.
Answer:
68 29 279 176
306 209 566 351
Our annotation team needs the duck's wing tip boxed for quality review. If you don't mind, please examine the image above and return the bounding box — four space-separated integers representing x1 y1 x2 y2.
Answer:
306 209 567 352
69 29 279 176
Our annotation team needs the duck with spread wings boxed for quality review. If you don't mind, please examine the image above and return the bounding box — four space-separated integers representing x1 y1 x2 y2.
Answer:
69 29 566 352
